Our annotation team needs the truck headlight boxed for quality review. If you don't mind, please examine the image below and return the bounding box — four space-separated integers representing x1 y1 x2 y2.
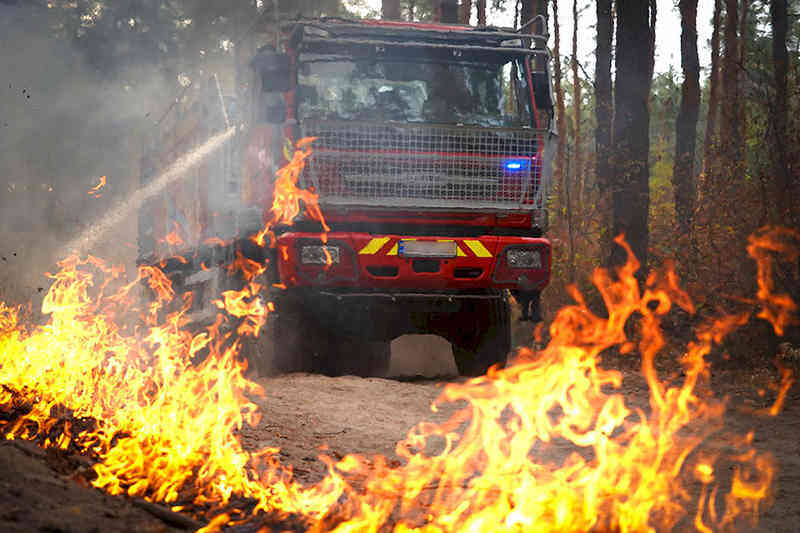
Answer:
300 245 340 265
506 248 542 269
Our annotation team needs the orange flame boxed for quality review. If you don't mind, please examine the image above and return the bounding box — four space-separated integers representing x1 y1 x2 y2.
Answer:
0 138 796 532
252 137 328 248
746 226 800 336
226 249 266 282
160 222 184 247
214 281 267 337
88 175 106 197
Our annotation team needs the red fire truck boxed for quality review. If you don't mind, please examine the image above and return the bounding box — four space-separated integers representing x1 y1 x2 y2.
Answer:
139 18 555 377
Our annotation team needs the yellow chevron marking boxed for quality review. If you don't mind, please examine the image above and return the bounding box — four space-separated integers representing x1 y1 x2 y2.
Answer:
463 239 492 258
359 237 390 255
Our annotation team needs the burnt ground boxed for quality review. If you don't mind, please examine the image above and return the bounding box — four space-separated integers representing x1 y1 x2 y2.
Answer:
1 332 800 532
0 440 181 533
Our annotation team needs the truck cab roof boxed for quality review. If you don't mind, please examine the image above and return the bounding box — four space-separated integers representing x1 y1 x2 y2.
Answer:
285 17 547 54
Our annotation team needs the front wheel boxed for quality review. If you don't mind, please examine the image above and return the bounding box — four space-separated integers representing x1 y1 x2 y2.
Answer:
265 292 392 377
451 292 511 377
266 293 320 375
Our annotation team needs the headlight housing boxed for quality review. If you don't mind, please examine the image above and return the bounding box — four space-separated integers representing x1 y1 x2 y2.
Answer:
300 245 340 265
493 244 549 287
506 248 542 269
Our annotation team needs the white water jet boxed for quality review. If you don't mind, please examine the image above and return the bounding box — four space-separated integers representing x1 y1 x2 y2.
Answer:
61 126 237 258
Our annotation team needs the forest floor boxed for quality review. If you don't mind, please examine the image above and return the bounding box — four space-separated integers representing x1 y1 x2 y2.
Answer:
1 331 799 532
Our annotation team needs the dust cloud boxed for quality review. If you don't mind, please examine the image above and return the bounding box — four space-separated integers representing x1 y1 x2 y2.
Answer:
0 3 176 306
389 335 458 377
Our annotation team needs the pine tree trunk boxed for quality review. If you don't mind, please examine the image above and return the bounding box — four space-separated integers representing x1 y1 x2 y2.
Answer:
673 0 700 253
722 0 741 156
565 145 576 283
570 0 582 223
438 0 460 22
770 0 793 225
737 0 749 155
521 0 534 32
595 0 614 257
648 0 657 86
459 0 471 24
520 0 547 35
595 0 613 194
702 0 722 173
382 0 402 20
551 0 567 210
609 0 652 270
738 0 749 65
477 0 486 25
564 0 581 282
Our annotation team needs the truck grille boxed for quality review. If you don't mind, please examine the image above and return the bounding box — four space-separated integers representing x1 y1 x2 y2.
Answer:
300 120 547 211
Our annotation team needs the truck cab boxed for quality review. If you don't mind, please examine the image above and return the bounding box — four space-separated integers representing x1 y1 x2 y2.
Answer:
251 19 556 376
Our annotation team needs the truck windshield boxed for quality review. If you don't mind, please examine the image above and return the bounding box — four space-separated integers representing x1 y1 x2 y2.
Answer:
297 55 532 128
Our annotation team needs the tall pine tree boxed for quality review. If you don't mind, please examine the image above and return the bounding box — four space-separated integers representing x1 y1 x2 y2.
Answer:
610 0 653 271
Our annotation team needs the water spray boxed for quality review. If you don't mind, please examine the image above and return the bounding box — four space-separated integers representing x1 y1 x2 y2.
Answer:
61 126 237 258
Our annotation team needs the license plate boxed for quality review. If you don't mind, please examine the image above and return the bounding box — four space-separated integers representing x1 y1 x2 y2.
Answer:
398 240 458 258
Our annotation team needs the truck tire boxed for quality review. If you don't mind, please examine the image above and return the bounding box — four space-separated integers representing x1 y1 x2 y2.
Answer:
270 316 391 378
266 292 392 377
451 292 511 377
267 295 320 375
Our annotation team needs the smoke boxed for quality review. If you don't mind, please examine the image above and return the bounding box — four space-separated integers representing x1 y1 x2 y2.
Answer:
0 4 178 305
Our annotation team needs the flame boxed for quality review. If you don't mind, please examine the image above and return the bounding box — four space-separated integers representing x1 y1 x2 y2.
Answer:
226 249 266 282
88 175 106 197
204 237 230 247
214 282 267 337
0 254 272 508
252 137 329 248
295 234 789 533
0 138 796 532
746 226 800 336
160 222 184 247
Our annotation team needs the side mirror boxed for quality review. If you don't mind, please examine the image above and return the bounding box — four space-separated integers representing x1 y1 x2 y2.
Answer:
251 48 290 93
532 71 554 114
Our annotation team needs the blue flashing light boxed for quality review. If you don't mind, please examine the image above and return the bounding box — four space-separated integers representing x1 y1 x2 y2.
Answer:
503 159 529 172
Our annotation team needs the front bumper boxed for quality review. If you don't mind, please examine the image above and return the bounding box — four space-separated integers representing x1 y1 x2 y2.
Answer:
275 231 551 291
